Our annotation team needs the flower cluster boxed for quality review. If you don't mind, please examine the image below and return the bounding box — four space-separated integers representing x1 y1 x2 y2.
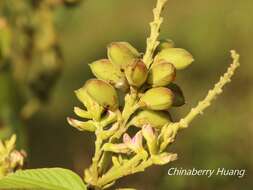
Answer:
0 135 26 179
67 40 194 189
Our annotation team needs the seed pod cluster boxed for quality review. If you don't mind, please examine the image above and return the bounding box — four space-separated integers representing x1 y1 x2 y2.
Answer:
69 41 192 133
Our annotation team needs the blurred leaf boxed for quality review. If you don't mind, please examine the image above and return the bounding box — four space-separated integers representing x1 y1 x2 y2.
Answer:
0 168 87 190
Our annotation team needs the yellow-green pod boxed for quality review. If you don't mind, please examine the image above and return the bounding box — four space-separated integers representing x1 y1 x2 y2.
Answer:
130 110 171 128
139 87 174 110
125 59 148 87
148 60 176 87
89 59 126 87
85 79 118 110
107 42 140 70
154 48 194 70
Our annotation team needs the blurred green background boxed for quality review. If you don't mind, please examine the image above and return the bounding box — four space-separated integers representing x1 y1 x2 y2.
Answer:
1 0 253 189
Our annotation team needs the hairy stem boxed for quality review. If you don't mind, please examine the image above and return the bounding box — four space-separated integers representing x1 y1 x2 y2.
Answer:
143 0 168 68
175 50 240 129
89 124 104 183
96 91 139 177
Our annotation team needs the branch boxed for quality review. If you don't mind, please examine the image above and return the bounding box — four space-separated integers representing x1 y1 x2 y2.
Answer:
143 0 168 68
176 50 240 129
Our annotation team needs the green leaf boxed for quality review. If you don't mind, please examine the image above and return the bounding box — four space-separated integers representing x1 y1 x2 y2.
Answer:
0 168 87 190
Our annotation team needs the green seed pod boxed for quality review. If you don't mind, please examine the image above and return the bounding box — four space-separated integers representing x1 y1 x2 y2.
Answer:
85 79 119 110
89 59 127 87
148 60 176 87
156 39 175 52
130 110 171 128
168 83 185 107
139 87 174 110
107 42 140 70
125 59 148 87
154 48 194 70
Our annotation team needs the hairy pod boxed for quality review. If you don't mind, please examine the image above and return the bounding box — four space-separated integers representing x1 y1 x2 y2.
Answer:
84 79 119 110
107 42 140 70
148 60 176 87
130 110 171 128
154 48 194 70
125 59 148 87
139 87 174 110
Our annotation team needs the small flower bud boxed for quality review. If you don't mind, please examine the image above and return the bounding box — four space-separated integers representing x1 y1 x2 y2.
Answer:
154 48 194 70
100 123 119 140
130 110 171 128
123 131 143 153
107 42 140 70
142 125 157 155
102 143 130 154
139 87 174 110
123 133 131 144
9 150 26 169
75 87 104 121
85 79 119 110
148 60 176 87
74 107 92 119
152 152 178 165
156 39 175 52
125 59 148 87
168 83 185 107
100 111 117 127
67 117 96 132
89 59 127 88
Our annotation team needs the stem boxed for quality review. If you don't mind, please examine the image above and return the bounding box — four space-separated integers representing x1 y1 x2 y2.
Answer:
143 0 168 68
89 124 104 183
175 50 240 129
95 91 139 183
131 158 153 174
97 153 144 188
